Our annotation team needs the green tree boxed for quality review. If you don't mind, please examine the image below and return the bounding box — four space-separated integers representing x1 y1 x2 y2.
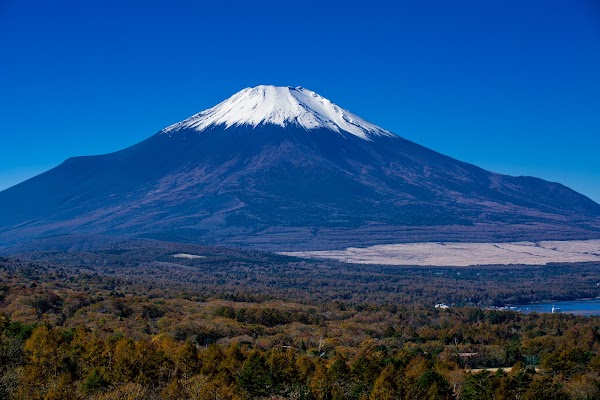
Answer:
463 371 495 400
237 350 273 397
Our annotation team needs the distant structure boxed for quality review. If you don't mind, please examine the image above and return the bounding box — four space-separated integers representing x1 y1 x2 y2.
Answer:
551 305 561 314
435 303 450 309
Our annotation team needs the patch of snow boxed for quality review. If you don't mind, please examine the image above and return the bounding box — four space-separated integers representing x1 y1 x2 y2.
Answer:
172 253 206 259
161 85 395 141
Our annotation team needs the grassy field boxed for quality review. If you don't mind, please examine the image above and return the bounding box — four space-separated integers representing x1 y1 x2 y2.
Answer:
282 239 600 266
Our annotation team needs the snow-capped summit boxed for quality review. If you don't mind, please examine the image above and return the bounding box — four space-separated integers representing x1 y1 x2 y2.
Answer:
162 85 394 141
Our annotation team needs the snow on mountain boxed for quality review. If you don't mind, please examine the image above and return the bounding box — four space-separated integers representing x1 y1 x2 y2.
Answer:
162 85 395 141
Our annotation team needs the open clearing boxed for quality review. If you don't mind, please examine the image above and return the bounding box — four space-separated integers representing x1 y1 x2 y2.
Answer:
280 239 600 267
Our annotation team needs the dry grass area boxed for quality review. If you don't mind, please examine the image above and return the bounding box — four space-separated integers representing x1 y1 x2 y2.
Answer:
281 239 600 267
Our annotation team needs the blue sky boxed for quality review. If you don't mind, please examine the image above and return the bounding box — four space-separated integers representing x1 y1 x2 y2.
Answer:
1 0 599 201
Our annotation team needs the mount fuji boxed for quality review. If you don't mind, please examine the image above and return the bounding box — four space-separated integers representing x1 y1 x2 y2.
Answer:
1 85 599 250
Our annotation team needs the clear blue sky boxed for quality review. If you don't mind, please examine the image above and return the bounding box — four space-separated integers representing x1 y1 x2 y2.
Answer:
1 0 599 201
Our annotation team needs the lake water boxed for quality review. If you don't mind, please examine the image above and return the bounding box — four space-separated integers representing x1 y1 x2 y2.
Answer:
515 299 600 316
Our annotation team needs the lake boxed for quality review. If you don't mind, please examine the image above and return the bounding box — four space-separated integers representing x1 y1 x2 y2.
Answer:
515 298 600 316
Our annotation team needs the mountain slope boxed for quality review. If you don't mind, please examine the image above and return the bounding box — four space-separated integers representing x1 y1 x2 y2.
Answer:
0 85 599 250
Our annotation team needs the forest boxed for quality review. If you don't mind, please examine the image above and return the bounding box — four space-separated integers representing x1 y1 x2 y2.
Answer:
0 239 599 399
